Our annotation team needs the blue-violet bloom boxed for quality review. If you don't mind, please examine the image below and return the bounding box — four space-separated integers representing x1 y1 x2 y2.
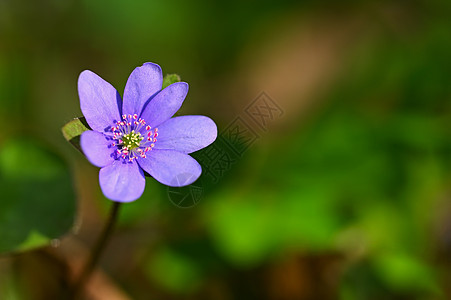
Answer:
78 62 217 202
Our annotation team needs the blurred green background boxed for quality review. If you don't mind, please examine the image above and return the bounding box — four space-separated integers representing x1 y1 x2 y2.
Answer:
1 0 451 299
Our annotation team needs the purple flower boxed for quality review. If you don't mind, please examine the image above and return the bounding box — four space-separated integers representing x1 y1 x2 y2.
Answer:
78 63 217 202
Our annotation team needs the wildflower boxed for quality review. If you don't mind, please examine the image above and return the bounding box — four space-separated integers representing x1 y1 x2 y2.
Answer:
78 63 217 202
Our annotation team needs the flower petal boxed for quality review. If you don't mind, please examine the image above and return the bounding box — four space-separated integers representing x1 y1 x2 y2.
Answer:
140 82 188 128
154 115 217 153
78 70 122 132
122 62 163 117
80 130 115 167
138 149 201 187
99 160 145 202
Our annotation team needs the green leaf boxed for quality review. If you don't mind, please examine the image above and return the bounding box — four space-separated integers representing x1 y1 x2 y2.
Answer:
162 73 181 89
374 252 440 294
61 117 90 152
0 138 76 254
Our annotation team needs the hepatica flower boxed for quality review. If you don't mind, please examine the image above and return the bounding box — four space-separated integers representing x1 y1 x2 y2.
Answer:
78 63 217 202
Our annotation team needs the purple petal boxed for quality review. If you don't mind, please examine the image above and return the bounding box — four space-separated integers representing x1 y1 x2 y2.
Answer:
99 160 145 202
140 82 188 128
154 115 217 153
122 62 163 117
138 149 201 187
80 130 115 167
78 70 121 132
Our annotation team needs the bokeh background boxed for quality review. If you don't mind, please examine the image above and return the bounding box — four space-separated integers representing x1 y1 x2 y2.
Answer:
1 0 451 299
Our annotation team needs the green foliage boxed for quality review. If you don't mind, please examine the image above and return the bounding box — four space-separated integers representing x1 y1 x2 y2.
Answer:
162 73 181 89
61 117 90 152
145 247 202 294
0 138 76 254
196 17 451 297
374 252 439 293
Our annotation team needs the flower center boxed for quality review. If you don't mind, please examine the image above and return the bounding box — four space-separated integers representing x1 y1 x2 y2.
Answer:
121 130 143 150
109 114 158 162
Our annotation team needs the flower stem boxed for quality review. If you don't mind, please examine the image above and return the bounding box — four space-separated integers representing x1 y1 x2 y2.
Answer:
72 201 121 297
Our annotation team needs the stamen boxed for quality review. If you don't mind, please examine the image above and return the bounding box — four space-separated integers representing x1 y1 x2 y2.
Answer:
110 117 158 162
